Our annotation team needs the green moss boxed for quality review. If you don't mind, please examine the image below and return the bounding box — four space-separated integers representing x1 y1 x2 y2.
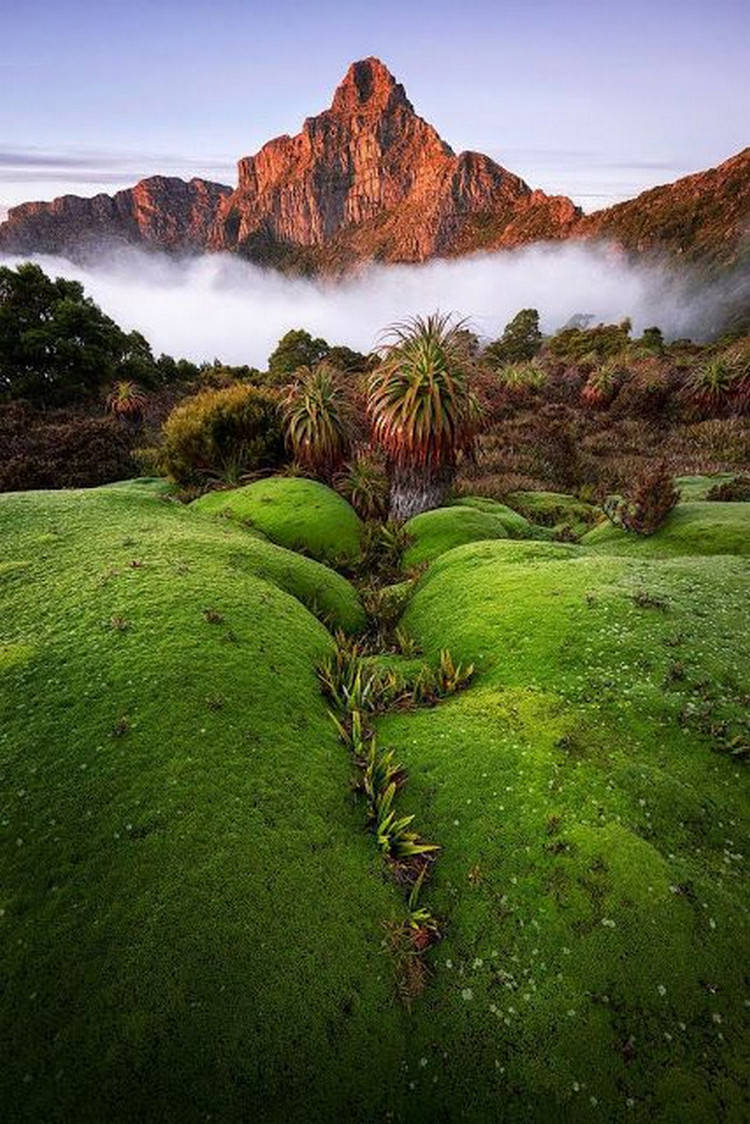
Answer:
403 505 509 567
0 483 401 1120
675 473 737 501
581 501 750 557
192 476 363 566
374 539 750 1119
453 495 537 538
505 490 601 537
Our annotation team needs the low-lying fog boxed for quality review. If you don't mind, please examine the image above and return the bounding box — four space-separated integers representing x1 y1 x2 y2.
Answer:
0 243 728 364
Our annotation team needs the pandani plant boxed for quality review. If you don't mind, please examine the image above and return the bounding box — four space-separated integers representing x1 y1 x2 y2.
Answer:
106 380 147 425
369 313 482 521
282 361 354 479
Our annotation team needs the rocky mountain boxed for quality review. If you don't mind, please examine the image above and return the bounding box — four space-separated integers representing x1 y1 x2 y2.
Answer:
207 58 580 268
0 58 747 277
0 176 231 257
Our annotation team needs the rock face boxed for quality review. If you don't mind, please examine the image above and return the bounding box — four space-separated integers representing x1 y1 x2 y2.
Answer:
0 58 747 277
0 176 231 257
209 58 580 268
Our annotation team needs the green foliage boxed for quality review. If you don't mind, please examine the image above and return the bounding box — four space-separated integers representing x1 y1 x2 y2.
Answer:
159 383 283 486
0 262 160 405
496 360 547 392
282 362 354 477
267 328 329 380
484 308 542 365
685 353 750 416
545 318 632 364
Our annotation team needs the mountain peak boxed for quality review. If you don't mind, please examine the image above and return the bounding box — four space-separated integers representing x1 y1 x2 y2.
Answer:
330 57 413 116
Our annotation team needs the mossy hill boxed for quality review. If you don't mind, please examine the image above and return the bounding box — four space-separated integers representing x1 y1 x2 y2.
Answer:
1 477 748 1122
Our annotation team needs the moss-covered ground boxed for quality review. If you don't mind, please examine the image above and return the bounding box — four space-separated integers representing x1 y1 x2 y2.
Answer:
581 501 750 558
0 481 401 1121
380 534 749 1120
1 481 748 1122
191 476 364 565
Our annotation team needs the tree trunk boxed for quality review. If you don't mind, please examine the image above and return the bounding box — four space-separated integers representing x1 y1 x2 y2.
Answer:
388 464 452 523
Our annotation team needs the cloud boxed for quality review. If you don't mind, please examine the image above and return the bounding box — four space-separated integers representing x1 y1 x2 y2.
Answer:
0 243 732 366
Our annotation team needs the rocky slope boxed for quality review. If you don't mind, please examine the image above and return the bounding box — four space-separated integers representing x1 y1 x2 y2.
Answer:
0 58 747 276
578 147 750 271
0 176 231 257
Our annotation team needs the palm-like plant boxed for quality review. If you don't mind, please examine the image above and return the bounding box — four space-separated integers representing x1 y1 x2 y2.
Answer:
369 314 481 521
106 380 147 425
685 357 749 417
282 362 354 479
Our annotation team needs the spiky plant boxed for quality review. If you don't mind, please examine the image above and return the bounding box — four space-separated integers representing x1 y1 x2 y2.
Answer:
282 362 354 479
106 380 147 425
336 453 389 521
580 360 624 408
369 314 482 521
685 357 750 417
497 361 547 393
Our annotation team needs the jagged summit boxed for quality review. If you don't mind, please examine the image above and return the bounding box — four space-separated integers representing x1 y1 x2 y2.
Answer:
329 57 414 116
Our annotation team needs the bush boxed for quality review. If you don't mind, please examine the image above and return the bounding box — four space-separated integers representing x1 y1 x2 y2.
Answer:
0 403 136 491
159 384 284 486
604 462 679 535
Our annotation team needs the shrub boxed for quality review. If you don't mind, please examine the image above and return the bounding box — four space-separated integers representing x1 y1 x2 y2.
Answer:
106 380 147 425
159 383 283 486
580 360 625 408
605 461 679 535
705 475 750 501
0 404 136 491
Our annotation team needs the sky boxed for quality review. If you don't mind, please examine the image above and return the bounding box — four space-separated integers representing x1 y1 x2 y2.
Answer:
1 0 748 218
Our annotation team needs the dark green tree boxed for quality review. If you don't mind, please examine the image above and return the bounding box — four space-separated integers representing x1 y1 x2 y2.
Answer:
0 262 158 405
484 308 542 366
267 328 329 381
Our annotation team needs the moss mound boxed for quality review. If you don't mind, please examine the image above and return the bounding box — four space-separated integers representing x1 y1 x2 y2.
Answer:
192 476 363 566
0 482 406 1121
403 505 510 567
377 538 750 1119
452 495 540 536
581 501 750 557
505 490 601 537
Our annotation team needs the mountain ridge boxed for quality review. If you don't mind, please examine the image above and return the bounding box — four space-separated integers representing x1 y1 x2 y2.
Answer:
1 58 747 276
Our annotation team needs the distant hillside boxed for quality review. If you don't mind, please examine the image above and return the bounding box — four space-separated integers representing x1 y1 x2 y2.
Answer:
579 147 750 272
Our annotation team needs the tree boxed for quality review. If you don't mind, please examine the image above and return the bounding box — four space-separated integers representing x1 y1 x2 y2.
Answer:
484 308 542 366
0 262 162 405
267 329 329 381
368 314 481 522
282 362 355 479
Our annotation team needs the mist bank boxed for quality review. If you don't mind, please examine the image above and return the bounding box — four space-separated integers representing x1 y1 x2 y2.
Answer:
0 243 738 366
